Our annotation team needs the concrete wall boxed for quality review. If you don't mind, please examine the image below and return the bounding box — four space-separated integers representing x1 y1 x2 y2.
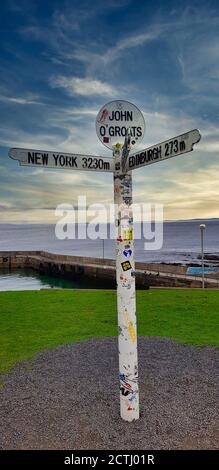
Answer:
0 251 40 269
0 251 218 288
136 262 187 274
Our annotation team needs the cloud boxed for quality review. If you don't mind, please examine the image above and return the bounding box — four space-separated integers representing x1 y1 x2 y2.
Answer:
50 76 118 97
0 127 63 151
199 141 219 153
0 159 113 224
0 112 108 157
102 28 163 64
133 161 219 220
1 104 216 163
69 27 164 73
0 201 14 210
64 107 98 116
0 95 43 105
1 1 219 223
167 7 219 94
176 39 219 93
20 5 164 74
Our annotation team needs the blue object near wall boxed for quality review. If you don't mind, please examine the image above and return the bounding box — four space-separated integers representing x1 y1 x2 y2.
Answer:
187 267 219 275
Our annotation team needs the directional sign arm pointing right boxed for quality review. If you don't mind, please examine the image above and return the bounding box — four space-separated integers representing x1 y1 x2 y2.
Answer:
127 129 201 171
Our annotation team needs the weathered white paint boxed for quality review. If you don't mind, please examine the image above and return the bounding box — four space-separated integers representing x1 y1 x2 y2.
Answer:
114 145 139 421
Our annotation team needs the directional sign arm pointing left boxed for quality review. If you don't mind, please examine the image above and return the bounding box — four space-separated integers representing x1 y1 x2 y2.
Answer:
8 148 114 173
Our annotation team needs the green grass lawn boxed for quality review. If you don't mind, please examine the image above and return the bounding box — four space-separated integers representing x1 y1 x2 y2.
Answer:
0 289 218 374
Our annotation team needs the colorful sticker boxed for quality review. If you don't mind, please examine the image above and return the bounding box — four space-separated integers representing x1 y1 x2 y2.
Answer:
120 274 131 289
114 142 122 150
123 249 132 258
124 309 137 344
98 108 109 122
122 227 133 240
121 261 132 271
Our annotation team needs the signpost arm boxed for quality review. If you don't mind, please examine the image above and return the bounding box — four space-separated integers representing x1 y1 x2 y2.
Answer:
126 129 201 172
114 143 139 422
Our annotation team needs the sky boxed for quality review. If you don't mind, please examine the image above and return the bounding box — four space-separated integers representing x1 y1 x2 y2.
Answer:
0 0 219 223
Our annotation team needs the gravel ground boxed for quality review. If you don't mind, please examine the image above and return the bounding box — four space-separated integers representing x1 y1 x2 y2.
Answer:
0 337 218 450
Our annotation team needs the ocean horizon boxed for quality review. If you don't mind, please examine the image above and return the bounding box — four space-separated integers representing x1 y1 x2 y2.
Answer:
0 219 218 265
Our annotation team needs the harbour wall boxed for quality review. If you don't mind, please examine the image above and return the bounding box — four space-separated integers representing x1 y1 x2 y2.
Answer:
0 251 219 288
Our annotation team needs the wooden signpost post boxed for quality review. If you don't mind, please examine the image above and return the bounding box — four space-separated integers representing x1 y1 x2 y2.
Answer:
9 100 201 422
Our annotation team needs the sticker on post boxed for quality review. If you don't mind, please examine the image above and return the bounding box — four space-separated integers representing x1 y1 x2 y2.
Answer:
123 249 132 258
121 261 132 271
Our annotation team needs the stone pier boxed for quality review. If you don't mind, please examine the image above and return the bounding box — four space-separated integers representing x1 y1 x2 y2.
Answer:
1 251 219 288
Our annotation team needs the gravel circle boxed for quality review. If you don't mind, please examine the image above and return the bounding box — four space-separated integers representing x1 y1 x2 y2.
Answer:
0 337 218 450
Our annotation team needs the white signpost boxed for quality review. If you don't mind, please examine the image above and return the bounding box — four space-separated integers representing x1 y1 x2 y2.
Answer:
9 100 201 422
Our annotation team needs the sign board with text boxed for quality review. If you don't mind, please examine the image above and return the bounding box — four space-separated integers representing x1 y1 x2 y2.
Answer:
126 129 201 171
96 100 145 150
9 148 114 172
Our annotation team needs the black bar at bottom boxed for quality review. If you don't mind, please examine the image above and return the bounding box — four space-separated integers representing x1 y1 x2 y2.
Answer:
0 450 218 467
